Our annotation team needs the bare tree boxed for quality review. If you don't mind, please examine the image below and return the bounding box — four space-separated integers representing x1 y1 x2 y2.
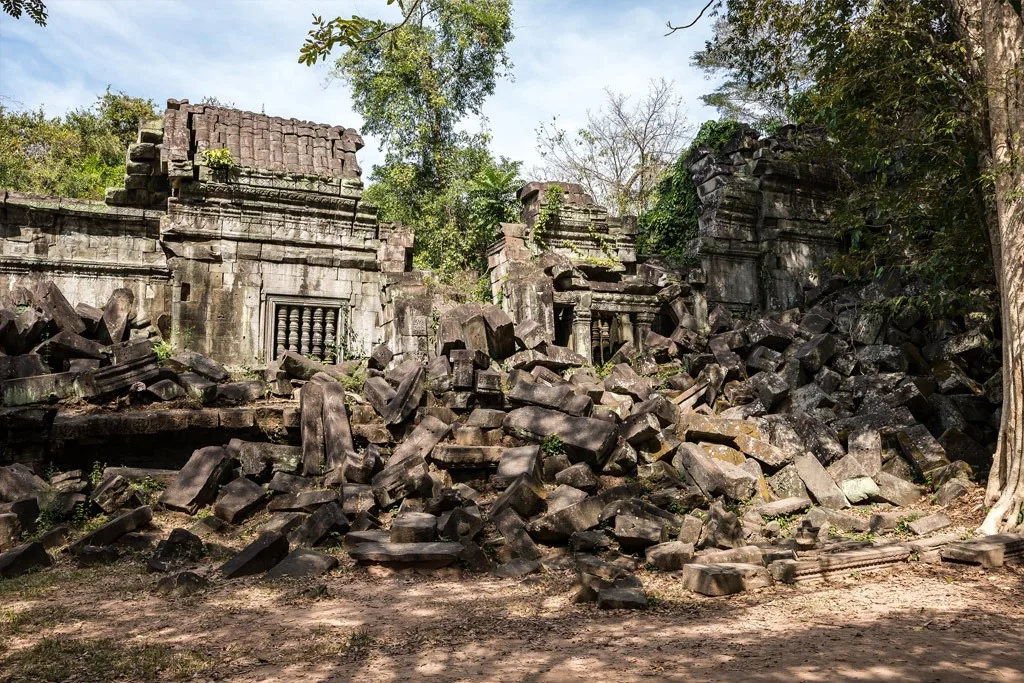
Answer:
535 79 691 216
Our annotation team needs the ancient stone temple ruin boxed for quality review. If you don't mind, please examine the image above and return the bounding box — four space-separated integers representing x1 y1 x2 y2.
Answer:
1 100 409 366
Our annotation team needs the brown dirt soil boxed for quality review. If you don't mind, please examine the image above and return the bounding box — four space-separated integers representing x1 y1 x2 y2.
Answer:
2 506 1023 683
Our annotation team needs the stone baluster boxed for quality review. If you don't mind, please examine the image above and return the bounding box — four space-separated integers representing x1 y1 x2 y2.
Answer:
571 294 593 362
324 309 337 361
312 307 324 360
300 307 312 355
287 306 300 352
275 306 287 359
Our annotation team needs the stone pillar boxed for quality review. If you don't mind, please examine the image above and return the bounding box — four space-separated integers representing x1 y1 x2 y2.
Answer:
635 311 655 352
617 313 634 347
572 293 593 362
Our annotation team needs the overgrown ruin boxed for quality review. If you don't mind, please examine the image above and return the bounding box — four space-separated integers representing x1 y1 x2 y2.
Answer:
0 101 1018 608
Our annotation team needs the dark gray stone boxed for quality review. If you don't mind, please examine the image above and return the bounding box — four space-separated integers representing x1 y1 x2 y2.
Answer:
221 531 290 578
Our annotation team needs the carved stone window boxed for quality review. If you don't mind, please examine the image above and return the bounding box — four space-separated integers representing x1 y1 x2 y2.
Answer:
264 295 347 363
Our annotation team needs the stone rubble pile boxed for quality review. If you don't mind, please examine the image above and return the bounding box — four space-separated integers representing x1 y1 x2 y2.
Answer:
1 276 1020 605
0 282 267 408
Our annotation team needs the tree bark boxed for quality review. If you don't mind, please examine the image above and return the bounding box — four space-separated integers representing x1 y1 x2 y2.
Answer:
971 0 1024 534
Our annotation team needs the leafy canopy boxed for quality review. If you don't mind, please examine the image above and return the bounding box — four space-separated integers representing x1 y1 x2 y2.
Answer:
688 0 994 315
0 88 158 199
303 0 516 279
1 0 46 25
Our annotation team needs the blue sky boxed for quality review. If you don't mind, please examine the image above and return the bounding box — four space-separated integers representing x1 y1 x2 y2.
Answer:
0 0 720 172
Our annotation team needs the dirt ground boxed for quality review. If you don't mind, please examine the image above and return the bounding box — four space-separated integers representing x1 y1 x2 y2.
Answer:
2 506 1023 683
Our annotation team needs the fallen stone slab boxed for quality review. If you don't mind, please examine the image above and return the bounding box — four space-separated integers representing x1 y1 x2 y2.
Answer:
1 372 80 406
757 497 812 518
268 490 339 514
69 506 152 554
169 349 229 383
493 445 541 488
159 446 232 514
98 288 134 345
76 353 160 399
266 548 339 579
221 531 290 579
289 502 349 547
526 484 639 543
597 587 648 610
908 512 952 536
300 381 326 476
940 534 1024 568
645 541 694 570
214 477 269 524
793 454 850 509
431 445 504 469
0 541 52 578
489 474 547 519
692 546 764 566
503 406 617 466
493 557 542 579
871 471 924 507
681 563 773 596
349 541 463 568
770 544 912 583
381 365 425 425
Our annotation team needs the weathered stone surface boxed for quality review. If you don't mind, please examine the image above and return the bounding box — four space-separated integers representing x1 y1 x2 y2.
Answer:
381 365 425 425
494 445 540 488
221 531 290 578
839 476 880 504
493 557 542 579
793 453 849 509
268 490 339 514
300 381 326 476
872 471 924 507
673 443 756 501
490 474 547 519
692 545 764 566
757 497 812 517
160 447 231 514
432 445 504 468
597 587 648 610
169 349 229 383
155 571 209 598
645 541 694 570
897 424 951 483
614 514 668 551
0 541 52 578
681 563 773 596
555 463 601 494
387 415 450 468
771 544 911 582
940 534 1024 567
266 548 339 579
348 541 464 568
322 382 356 472
503 407 617 466
526 485 639 542
69 506 152 553
214 477 269 524
0 464 47 504
391 512 437 543
909 512 952 536
98 288 134 345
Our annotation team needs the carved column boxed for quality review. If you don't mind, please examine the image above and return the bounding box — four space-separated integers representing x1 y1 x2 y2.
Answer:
635 311 655 352
571 293 593 362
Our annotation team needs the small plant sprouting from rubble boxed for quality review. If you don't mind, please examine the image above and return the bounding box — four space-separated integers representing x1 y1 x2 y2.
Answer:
201 147 238 172
152 339 174 362
540 434 565 458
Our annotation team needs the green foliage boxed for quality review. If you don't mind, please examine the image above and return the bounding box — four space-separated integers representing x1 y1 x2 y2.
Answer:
540 434 565 458
468 162 522 237
200 147 238 172
637 120 746 263
311 0 516 280
2 0 47 25
531 184 564 252
691 0 995 316
0 88 157 199
88 461 106 488
152 339 174 362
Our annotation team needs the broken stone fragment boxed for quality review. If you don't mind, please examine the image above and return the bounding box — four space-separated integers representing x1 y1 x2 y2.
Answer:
348 541 464 568
940 534 1024 568
908 512 952 536
221 531 290 578
645 541 695 570
597 587 648 610
871 471 924 507
0 541 52 578
493 557 542 579
169 349 229 383
214 477 269 524
793 453 850 510
489 473 547 519
266 548 339 579
289 503 349 547
614 514 668 552
160 446 232 514
177 373 217 403
503 406 618 466
69 505 153 554
391 511 437 543
680 562 773 596
144 378 185 402
97 288 134 345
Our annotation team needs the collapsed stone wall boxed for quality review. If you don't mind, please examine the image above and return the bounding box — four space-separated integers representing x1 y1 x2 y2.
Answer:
688 126 840 312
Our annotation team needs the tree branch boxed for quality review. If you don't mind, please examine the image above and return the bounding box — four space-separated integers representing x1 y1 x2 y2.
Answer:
665 0 715 35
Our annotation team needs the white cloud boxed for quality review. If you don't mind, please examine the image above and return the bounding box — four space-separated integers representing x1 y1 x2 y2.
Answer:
0 0 721 177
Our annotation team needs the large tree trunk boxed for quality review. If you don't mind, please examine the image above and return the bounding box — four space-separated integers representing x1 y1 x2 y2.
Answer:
974 1 1024 534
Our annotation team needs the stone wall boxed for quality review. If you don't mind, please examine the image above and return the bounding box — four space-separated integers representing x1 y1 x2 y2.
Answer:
689 127 840 312
0 193 172 328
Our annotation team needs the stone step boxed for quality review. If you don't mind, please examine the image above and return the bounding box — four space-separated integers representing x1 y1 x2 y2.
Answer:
770 544 911 583
940 534 1024 568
